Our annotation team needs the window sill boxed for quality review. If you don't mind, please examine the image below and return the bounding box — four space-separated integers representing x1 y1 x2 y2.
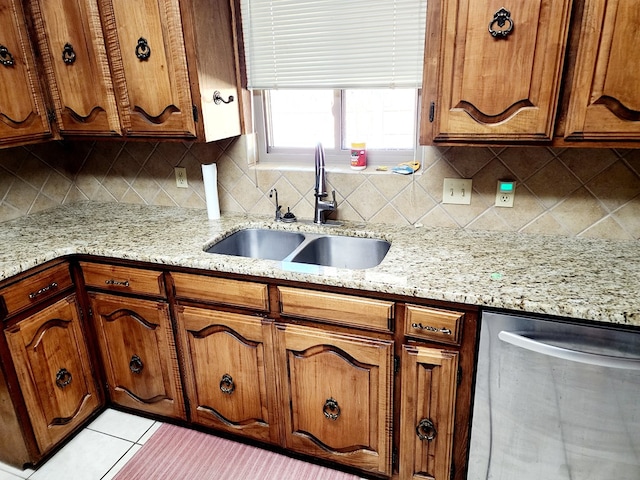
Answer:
250 162 424 176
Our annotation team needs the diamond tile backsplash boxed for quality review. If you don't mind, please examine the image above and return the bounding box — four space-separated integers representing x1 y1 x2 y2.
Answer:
0 137 639 240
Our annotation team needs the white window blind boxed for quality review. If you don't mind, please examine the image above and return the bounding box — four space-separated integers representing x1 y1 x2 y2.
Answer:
240 0 427 89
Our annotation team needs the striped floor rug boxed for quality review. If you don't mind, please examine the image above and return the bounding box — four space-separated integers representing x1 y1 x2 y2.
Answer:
113 423 361 480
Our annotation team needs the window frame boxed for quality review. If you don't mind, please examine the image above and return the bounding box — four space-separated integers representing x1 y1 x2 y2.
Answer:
252 89 423 169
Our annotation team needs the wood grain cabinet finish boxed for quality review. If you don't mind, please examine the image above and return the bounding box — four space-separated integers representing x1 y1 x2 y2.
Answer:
404 305 464 346
275 323 394 476
172 272 269 311
4 295 100 454
175 305 280 444
0 259 475 477
26 0 121 136
1 0 241 146
101 0 242 141
1 262 73 319
278 286 393 333
80 262 166 298
399 345 459 480
0 0 52 147
180 0 243 141
100 0 196 137
421 0 573 143
564 0 640 140
88 292 186 420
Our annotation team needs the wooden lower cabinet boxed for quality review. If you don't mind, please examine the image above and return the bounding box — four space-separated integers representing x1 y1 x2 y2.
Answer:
399 345 459 480
88 292 185 420
275 322 394 476
175 305 280 444
0 260 474 478
4 295 100 454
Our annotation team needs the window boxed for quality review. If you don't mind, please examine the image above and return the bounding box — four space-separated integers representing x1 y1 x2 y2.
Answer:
254 89 420 166
241 0 427 168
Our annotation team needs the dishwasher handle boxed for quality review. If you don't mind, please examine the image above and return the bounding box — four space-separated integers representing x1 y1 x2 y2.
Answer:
498 331 640 371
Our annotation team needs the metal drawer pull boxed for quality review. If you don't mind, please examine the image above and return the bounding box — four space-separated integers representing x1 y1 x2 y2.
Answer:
135 37 150 60
62 43 76 64
411 323 452 335
219 373 235 394
129 355 144 374
55 368 72 389
0 45 14 66
105 279 130 287
489 7 514 38
416 418 437 441
29 282 58 299
323 397 341 421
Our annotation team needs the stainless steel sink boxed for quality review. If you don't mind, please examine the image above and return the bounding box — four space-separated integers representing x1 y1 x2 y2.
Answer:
290 235 390 269
205 228 390 269
205 228 305 261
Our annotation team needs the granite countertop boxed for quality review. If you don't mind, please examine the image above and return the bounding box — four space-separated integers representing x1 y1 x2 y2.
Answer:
1 202 638 327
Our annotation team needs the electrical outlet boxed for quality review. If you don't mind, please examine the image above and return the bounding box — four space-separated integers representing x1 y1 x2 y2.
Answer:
442 178 472 205
175 167 188 188
495 180 515 207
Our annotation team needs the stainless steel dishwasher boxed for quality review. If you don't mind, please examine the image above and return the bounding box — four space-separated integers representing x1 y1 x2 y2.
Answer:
467 310 640 480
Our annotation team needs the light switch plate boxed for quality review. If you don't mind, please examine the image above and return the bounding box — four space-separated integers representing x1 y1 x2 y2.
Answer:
442 178 472 205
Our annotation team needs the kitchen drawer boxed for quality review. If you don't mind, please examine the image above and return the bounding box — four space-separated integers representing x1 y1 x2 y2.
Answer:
404 304 464 345
80 262 165 298
171 272 269 311
278 286 393 333
1 262 73 319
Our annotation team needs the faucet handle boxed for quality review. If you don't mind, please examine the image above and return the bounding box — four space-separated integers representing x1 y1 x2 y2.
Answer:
269 188 282 221
331 190 337 206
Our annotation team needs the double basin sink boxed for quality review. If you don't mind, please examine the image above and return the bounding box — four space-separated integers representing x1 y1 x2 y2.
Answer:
205 228 390 270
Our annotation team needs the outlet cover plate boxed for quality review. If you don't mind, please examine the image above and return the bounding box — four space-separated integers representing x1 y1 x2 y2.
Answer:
495 180 515 207
443 178 472 205
175 167 188 188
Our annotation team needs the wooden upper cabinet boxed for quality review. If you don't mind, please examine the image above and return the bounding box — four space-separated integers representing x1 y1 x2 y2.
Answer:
563 0 640 141
0 0 242 146
27 0 121 136
101 0 196 137
0 0 52 147
422 0 573 144
180 0 243 141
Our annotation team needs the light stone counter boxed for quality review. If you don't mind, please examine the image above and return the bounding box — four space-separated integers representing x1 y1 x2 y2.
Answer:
1 202 638 327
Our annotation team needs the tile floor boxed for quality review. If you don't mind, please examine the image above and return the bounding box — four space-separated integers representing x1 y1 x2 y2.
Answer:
0 409 162 480
0 409 369 480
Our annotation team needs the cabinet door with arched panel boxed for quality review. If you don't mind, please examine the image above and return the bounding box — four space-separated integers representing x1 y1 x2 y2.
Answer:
27 0 121 136
99 0 196 137
175 305 280 445
5 295 100 454
275 323 394 477
564 0 640 141
0 0 52 147
421 0 573 144
89 292 186 420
